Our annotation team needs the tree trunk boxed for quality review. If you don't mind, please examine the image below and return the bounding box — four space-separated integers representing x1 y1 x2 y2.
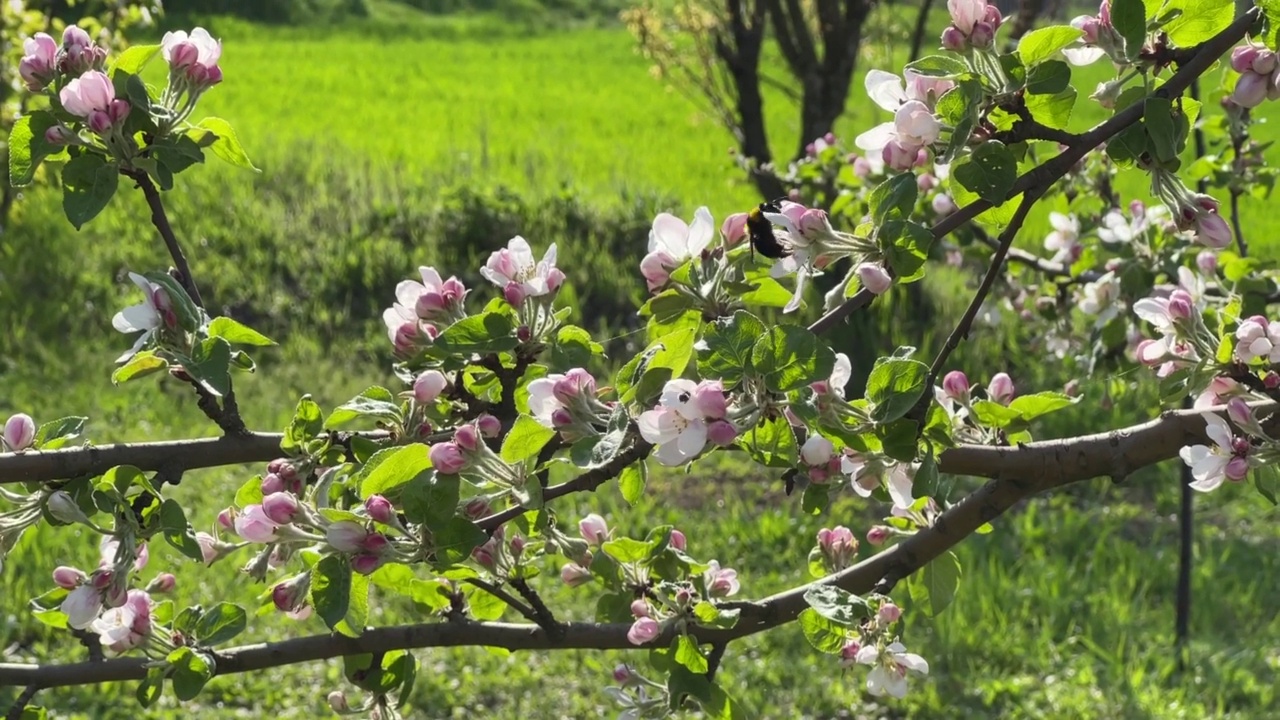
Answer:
909 0 937 62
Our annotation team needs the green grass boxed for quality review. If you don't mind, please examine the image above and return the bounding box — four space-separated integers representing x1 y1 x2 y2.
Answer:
4 5 1280 719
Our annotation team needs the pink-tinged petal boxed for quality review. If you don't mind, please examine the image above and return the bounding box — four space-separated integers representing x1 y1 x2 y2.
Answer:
865 69 908 111
896 652 929 674
887 465 915 507
686 206 715 256
1204 414 1233 449
418 266 444 290
855 122 896 152
395 280 426 308
1132 298 1171 328
649 213 691 256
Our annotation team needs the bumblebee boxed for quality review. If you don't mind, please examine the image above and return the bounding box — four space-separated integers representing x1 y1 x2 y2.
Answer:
746 197 792 260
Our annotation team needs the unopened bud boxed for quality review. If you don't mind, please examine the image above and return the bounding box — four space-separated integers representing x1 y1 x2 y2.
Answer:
414 370 448 404
630 599 650 618
365 494 395 524
866 526 891 545
476 413 501 437
941 26 967 52
454 423 480 452
53 566 86 589
3 413 36 451
942 370 970 403
878 602 902 623
46 490 90 525
327 691 349 712
146 573 177 594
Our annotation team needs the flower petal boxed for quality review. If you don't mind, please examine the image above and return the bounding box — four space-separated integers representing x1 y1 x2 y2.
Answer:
686 206 715 256
854 122 896 152
865 69 907 111
649 213 691 256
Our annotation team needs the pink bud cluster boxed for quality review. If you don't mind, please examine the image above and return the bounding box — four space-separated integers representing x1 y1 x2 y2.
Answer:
383 265 468 356
1230 43 1280 108
1170 194 1232 249
1234 315 1280 364
429 414 503 475
816 526 858 570
941 0 1002 51
161 27 223 90
527 368 611 439
59 70 130 136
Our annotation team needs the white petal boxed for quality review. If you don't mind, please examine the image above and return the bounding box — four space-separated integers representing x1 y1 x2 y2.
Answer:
784 266 809 313
865 69 907 111
1189 473 1225 492
1063 46 1106 66
855 645 879 665
660 379 697 409
887 465 915 508
896 652 929 674
418 266 443 290
541 242 558 269
649 213 691 256
638 409 681 445
654 439 691 466
112 302 159 333
686 207 715 256
395 280 426 308
675 420 708 458
1190 454 1228 484
1204 414 1233 449
854 122 896 152
507 236 535 266
1132 298 1170 328
830 353 851 394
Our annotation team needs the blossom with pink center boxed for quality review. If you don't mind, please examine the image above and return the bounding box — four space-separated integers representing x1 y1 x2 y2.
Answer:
1234 315 1280 364
1042 212 1080 263
703 560 740 597
19 33 58 90
390 266 468 325
161 27 222 86
1180 413 1251 492
59 70 130 133
91 589 152 653
481 236 562 300
856 641 929 698
641 207 714 291
637 379 730 465
111 272 179 363
842 452 916 508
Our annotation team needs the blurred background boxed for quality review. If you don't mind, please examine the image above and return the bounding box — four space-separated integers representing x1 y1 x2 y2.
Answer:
1 0 1277 717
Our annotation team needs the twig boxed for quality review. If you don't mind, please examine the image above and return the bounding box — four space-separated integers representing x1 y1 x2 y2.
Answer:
921 194 1039 401
463 578 540 625
121 170 203 309
509 578 563 639
4 683 39 720
704 642 727 681
1229 190 1248 258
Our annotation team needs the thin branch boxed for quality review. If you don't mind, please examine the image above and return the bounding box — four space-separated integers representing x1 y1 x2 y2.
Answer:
510 578 563 639
5 683 40 720
923 194 1039 394
1229 189 1248 258
704 642 728 681
809 7 1261 334
464 578 540 625
121 170 203 309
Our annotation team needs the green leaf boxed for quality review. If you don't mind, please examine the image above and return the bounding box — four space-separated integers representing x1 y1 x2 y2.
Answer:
909 550 962 616
692 601 740 629
109 44 161 75
195 603 247 646
326 386 401 430
883 221 933 282
136 667 164 707
602 537 654 564
1026 60 1071 95
1144 96 1179 163
62 155 119 230
7 112 61 187
865 356 928 424
1017 26 1084 66
283 395 324 452
432 517 488 567
1106 122 1149 166
190 117 258 171
868 173 918 224
798 607 850 653
549 325 601 371
1007 391 1078 421
801 482 830 515
1111 0 1147 60
619 325 699 405
802 585 868 626
311 554 353 632
737 415 799 468
674 634 709 673
501 416 556 464
970 399 1023 428
401 473 459 529
370 564 452 610
697 310 765 388
1160 0 1233 47
619 461 646 505
434 312 517 355
188 337 233 397
234 476 264 508
751 325 835 393
34 416 87 450
1026 87 1077 129
161 499 205 562
167 647 214 701
336 571 370 637
208 317 275 346
953 141 1017 204
112 350 168 385
904 55 969 78
359 444 431 498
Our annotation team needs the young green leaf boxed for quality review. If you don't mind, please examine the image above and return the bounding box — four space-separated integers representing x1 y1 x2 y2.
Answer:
62 154 119 230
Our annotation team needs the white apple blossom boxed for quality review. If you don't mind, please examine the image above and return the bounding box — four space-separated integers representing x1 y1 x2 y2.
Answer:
1043 212 1080 263
1179 414 1251 492
111 272 175 362
1234 315 1280 363
61 584 104 630
640 207 714 291
841 453 916 508
856 641 930 698
91 589 152 652
637 379 729 465
1078 271 1121 327
481 236 563 299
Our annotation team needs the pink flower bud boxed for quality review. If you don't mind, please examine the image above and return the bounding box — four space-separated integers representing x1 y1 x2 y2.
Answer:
454 423 480 452
1254 50 1278 75
53 566 86 589
1227 398 1254 427
503 282 527 306
1225 455 1250 481
867 526 891 545
327 691 349 713
217 507 235 530
917 173 938 192
857 263 893 295
429 442 467 474
43 125 74 145
941 26 967 51
261 492 300 525
579 514 609 545
983 4 1002 27
272 575 309 613
691 380 729 419
942 370 970 402
1167 290 1194 321
706 419 738 447
196 532 218 565
508 534 527 557
1064 379 1081 397
882 140 917 171
546 267 567 292
147 573 177 594
464 498 491 519
235 504 281 543
476 413 501 437
517 325 532 343
553 368 597 405
851 155 872 178
720 212 749 246
969 22 994 48
878 602 903 623
630 599 650 618
669 529 687 551
1232 71 1269 108
560 562 591 586
62 25 92 52
627 617 661 645
1194 212 1232 249
551 408 574 428
612 664 633 684
3 413 36 451
840 639 862 666
260 472 285 496
1196 251 1218 275
91 568 114 590
1231 45 1260 73
87 110 113 134
798 208 831 240
352 553 384 575
108 98 130 124
932 193 958 216
414 369 448 404
987 372 1015 405
326 521 369 554
801 435 834 466
365 495 395 524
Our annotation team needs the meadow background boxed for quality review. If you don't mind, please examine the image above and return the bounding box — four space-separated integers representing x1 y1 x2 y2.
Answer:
2 0 1279 717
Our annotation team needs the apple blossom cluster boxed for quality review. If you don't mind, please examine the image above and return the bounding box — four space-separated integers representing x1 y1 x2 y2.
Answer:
1229 43 1280 108
382 266 469 355
1063 2 1124 67
856 70 951 172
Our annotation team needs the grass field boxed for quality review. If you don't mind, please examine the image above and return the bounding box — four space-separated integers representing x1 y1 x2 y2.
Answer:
3 3 1280 718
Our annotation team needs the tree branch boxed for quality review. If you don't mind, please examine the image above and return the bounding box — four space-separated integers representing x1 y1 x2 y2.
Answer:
464 578 541 625
121 170 203 309
4 683 40 720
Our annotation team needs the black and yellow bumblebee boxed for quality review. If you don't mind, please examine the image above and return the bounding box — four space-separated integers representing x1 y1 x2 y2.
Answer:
746 197 792 260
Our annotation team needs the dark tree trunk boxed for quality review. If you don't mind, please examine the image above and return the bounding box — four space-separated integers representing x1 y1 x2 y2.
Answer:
909 0 937 62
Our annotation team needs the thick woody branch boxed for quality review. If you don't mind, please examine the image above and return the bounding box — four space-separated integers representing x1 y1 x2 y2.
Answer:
810 6 1260 334
0 402 1250 690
